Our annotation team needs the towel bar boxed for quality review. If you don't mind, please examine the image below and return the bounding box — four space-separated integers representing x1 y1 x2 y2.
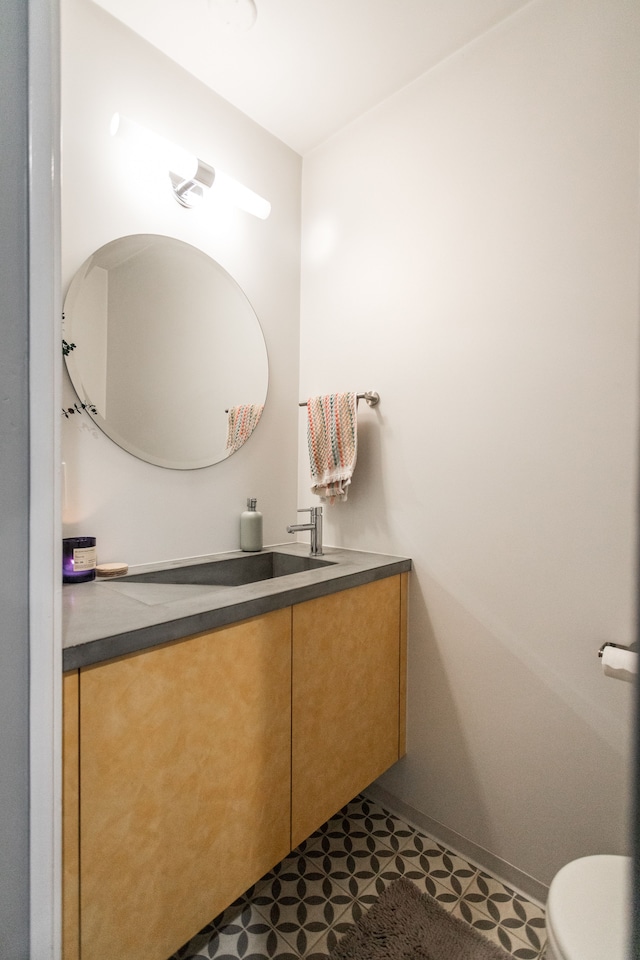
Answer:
299 391 380 408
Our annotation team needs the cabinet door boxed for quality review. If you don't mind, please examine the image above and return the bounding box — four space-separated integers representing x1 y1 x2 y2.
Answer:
79 609 291 960
291 575 404 848
63 670 80 960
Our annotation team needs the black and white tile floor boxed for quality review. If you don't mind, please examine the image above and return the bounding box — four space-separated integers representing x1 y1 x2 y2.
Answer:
170 795 547 960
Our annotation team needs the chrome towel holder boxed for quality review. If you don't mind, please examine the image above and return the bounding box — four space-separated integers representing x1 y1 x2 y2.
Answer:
299 391 380 408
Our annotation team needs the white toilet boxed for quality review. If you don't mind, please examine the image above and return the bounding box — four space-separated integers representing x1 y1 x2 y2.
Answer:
545 854 631 960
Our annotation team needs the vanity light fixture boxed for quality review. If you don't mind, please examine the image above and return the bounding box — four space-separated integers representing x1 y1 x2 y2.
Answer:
110 113 271 219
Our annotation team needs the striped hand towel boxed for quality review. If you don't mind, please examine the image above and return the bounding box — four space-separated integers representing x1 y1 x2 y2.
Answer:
226 403 264 453
307 393 358 502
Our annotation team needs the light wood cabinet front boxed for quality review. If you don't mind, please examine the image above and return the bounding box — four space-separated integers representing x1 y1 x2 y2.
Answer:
291 575 406 848
63 670 80 960
62 573 409 960
78 609 291 960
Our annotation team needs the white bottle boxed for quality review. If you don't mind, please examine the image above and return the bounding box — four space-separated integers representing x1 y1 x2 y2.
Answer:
240 498 263 552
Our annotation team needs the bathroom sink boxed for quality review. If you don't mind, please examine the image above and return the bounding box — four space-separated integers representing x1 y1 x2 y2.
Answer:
123 551 335 587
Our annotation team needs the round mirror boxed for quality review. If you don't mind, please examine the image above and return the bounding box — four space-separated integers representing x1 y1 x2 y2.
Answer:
63 235 268 469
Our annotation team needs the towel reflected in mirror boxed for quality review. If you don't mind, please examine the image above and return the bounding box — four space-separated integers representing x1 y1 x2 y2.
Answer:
226 403 264 454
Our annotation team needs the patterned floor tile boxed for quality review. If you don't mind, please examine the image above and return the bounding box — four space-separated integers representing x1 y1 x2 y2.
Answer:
321 795 417 853
301 895 376 960
396 830 479 899
250 851 357 956
173 896 301 959
457 871 547 959
303 826 396 899
452 897 545 959
168 795 547 960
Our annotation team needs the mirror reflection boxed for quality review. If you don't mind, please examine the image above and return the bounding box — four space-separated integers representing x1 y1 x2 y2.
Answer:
63 234 269 469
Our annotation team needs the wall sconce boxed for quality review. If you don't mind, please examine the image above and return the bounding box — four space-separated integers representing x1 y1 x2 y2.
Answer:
110 113 271 219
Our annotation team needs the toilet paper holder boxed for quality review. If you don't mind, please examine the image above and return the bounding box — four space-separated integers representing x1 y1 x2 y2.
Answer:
598 641 636 658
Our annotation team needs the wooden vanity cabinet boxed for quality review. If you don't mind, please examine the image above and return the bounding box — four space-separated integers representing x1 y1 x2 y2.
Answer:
69 608 292 960
62 573 408 960
63 671 80 960
291 574 408 847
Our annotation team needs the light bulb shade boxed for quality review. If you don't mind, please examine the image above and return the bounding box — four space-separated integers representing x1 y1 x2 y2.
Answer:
110 112 271 218
110 113 198 182
213 168 271 219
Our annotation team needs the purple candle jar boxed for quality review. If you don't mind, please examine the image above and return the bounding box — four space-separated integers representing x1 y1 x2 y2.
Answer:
63 537 97 583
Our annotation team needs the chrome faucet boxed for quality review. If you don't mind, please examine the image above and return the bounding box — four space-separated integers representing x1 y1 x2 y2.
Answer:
286 506 323 556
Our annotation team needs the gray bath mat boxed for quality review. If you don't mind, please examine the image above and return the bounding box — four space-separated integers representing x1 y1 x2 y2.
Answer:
329 878 513 960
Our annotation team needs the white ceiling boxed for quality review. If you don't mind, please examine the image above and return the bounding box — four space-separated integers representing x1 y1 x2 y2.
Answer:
91 0 532 155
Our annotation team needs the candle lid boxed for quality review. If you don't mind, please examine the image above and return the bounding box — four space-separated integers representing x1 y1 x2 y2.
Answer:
96 562 129 578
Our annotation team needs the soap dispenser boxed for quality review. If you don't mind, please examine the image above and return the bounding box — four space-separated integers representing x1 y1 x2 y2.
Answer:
240 498 263 552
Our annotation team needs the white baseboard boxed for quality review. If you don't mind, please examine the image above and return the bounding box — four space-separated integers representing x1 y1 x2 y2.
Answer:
364 783 548 908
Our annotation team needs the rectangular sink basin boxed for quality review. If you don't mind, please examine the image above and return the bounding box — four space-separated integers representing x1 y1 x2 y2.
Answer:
123 551 335 587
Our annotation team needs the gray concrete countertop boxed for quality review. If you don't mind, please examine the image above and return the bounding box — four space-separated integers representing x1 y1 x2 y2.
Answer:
63 543 411 670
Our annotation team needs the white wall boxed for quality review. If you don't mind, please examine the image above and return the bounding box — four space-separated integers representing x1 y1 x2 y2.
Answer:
61 0 302 566
300 0 639 886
